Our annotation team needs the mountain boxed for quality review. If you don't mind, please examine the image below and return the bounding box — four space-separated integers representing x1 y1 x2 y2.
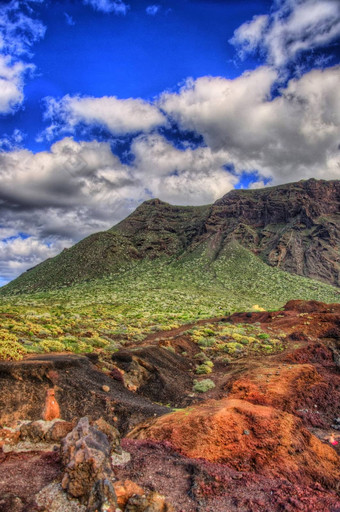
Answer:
1 178 339 296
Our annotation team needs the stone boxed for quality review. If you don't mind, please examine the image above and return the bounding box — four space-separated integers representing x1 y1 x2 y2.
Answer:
48 420 74 442
93 418 120 452
36 482 86 512
43 388 60 421
125 492 175 511
102 385 110 393
61 417 115 502
113 480 145 509
87 478 118 512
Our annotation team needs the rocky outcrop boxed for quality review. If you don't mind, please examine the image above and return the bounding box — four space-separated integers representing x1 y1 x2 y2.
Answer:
61 417 116 502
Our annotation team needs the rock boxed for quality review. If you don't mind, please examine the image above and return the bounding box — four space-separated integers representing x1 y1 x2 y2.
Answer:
61 417 116 503
102 385 110 393
125 492 174 511
20 420 54 442
36 482 86 512
93 418 121 452
113 479 145 509
43 388 60 421
87 478 118 512
48 420 74 442
112 351 133 364
19 419 74 444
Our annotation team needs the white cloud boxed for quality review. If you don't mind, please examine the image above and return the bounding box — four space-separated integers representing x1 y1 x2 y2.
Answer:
146 5 160 16
131 133 236 204
0 0 45 113
0 133 239 280
0 55 33 113
230 0 340 68
159 65 340 184
0 128 25 151
0 236 69 283
2 56 339 282
83 0 129 15
43 95 166 138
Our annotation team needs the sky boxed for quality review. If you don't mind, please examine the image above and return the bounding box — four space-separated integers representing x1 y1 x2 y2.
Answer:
0 0 339 285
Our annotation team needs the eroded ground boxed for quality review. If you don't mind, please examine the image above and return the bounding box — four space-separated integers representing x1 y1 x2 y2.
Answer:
0 300 339 511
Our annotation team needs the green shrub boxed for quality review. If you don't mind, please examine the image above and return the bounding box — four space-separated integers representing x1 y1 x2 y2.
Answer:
197 337 215 347
193 379 215 393
0 329 26 360
195 362 213 374
258 333 270 340
39 339 65 352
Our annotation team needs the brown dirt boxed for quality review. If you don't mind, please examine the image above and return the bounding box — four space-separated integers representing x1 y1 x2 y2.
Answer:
0 451 61 512
0 353 168 434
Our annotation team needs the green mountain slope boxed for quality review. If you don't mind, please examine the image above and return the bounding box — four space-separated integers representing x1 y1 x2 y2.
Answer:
0 241 338 358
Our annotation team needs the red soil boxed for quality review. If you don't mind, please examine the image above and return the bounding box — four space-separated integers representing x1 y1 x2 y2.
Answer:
128 398 340 489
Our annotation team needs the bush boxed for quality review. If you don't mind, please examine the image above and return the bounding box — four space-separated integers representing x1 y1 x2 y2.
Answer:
39 339 65 352
193 379 215 393
258 333 270 340
197 337 215 347
0 329 26 360
195 362 213 374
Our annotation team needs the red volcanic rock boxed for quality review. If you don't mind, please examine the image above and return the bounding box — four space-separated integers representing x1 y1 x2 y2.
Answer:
113 479 145 509
229 300 340 341
128 398 340 489
284 300 340 314
226 364 334 421
43 388 60 421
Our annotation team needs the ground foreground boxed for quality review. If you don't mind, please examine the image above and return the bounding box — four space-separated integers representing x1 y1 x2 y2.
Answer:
0 300 339 511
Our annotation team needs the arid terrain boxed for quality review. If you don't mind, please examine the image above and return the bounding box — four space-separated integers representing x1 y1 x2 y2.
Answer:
1 299 339 511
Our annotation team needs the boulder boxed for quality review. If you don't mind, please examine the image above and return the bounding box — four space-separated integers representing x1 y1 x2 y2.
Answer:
61 417 117 509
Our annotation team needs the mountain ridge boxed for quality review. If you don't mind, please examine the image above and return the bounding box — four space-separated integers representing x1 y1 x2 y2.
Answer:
1 178 339 294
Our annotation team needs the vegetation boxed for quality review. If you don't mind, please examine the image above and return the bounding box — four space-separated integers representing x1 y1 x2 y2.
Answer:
0 242 338 359
193 379 216 393
188 321 286 360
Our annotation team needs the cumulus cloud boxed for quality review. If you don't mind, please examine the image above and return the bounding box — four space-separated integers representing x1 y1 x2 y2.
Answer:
159 65 340 184
83 0 129 15
42 95 166 139
0 236 69 283
0 0 46 113
230 0 340 68
131 133 236 205
0 134 239 281
146 5 160 16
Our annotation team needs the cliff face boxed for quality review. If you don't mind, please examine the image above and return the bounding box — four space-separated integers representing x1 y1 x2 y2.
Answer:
206 179 340 286
2 179 339 293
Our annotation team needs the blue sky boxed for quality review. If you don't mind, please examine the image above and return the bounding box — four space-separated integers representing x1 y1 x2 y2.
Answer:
1 0 275 153
0 0 339 283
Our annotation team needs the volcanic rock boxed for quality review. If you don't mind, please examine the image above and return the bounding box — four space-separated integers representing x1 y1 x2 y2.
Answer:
61 417 117 505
